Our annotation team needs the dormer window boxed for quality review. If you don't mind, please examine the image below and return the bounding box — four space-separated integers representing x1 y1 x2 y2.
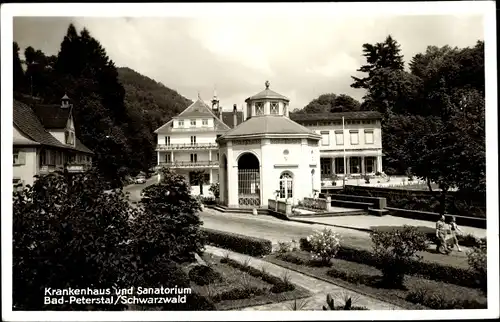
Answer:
270 102 279 115
190 120 196 126
256 102 264 116
65 129 75 145
178 120 184 127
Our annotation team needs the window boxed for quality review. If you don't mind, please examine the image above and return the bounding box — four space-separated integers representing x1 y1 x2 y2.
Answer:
45 150 56 165
335 130 344 145
270 102 279 114
247 103 252 118
190 120 196 126
350 130 359 145
65 130 74 145
349 157 361 174
204 173 210 184
320 131 329 146
56 151 63 165
165 136 170 145
283 103 288 115
335 158 345 174
178 120 184 127
202 119 208 126
13 149 25 165
320 158 332 177
365 157 375 173
279 172 293 199
255 102 264 115
190 153 198 163
365 130 374 144
165 153 172 163
190 136 197 145
216 153 219 161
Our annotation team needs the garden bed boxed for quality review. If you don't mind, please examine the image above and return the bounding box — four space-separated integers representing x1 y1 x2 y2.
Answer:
266 250 487 310
187 253 311 311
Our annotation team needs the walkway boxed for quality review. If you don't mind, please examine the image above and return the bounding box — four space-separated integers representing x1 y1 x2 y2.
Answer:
290 214 486 238
204 245 402 311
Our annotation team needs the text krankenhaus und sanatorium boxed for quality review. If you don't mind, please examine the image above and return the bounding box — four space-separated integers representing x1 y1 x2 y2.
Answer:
45 286 191 296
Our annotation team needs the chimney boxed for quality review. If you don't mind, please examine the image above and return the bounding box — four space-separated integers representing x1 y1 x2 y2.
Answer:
233 104 238 128
61 94 70 109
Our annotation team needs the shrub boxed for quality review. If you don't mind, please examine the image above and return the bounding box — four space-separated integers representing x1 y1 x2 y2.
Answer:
209 182 220 199
135 167 205 263
306 228 341 265
370 225 428 288
13 170 137 311
406 287 486 309
299 238 313 252
467 244 487 293
202 228 272 257
188 265 222 286
270 272 295 293
323 293 368 310
200 196 216 205
277 241 292 254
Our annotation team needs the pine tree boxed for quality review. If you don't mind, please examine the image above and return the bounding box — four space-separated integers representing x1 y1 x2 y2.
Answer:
351 35 404 90
13 42 26 92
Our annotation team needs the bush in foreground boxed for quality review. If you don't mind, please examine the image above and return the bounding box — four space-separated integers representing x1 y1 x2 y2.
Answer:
370 226 428 288
306 228 341 265
467 243 487 294
188 265 222 286
135 167 205 263
13 170 137 310
202 228 272 256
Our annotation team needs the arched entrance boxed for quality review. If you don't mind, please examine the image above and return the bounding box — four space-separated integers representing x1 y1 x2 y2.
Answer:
237 153 260 207
279 172 293 200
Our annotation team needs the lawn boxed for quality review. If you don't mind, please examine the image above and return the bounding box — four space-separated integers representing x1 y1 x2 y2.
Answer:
265 250 487 310
186 253 311 310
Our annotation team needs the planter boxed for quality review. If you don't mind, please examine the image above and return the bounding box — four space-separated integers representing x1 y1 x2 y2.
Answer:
252 208 258 216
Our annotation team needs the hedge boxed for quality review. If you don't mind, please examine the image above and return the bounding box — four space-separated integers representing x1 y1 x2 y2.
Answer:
202 228 273 257
299 238 480 289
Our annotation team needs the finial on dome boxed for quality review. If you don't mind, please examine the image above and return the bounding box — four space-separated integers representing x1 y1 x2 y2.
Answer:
197 91 201 100
265 80 270 90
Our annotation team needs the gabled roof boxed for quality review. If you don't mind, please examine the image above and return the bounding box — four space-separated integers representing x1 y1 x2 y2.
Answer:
32 104 71 129
13 100 94 154
221 111 244 128
290 111 382 122
154 97 231 133
218 115 320 141
176 98 216 118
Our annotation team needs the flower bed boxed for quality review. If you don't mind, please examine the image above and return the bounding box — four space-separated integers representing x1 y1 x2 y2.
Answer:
188 253 311 310
266 250 487 310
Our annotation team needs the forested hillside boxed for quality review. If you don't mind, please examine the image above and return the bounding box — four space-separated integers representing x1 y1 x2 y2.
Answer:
13 24 192 187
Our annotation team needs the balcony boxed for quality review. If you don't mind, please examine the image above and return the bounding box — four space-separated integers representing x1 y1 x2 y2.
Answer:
39 162 92 175
156 143 219 151
158 161 219 169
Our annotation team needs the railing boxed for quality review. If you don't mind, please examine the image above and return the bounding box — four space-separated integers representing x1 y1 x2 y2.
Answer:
303 197 328 210
159 161 219 168
39 162 92 174
156 143 218 151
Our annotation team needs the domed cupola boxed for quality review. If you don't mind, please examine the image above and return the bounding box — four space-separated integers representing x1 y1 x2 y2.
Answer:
244 81 290 120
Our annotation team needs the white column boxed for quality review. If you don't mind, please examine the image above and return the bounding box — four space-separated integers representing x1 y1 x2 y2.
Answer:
209 168 213 184
157 151 160 166
170 151 174 163
209 150 212 161
361 156 365 174
377 155 383 173
331 157 335 175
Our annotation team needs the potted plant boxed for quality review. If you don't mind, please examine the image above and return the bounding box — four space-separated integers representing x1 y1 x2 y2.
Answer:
364 175 370 184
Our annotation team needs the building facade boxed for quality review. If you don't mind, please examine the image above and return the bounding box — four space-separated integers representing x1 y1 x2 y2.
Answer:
218 81 321 208
290 111 383 181
13 95 94 188
154 93 243 195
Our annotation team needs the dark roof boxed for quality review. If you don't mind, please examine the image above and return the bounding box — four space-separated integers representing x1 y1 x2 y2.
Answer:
245 81 289 102
177 98 216 118
13 100 94 154
154 98 231 133
32 104 71 129
221 111 244 128
219 115 320 140
290 111 382 122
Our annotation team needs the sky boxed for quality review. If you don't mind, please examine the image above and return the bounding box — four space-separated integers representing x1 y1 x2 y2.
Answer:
13 14 484 112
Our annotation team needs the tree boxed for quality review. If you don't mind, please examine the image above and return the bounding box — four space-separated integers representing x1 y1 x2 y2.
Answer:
13 170 138 310
191 170 207 196
134 167 205 264
13 42 26 92
351 35 404 90
293 93 361 114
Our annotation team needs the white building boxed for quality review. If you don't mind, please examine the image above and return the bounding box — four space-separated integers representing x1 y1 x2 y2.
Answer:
290 111 383 181
13 95 94 189
154 93 242 195
218 81 321 208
